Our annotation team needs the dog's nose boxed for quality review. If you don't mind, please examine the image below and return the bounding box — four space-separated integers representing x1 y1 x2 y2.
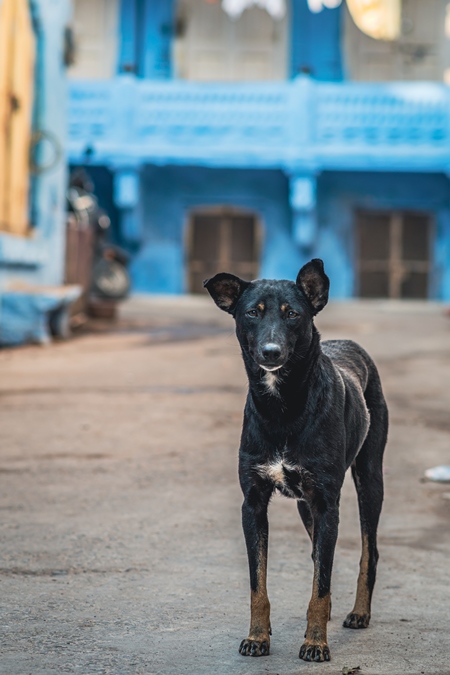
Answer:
261 343 282 362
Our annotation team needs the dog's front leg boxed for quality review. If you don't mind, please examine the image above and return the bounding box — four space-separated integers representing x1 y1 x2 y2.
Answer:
299 495 339 662
239 482 272 657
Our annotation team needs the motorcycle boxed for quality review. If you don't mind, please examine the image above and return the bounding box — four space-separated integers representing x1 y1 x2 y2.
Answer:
67 170 131 317
90 213 131 301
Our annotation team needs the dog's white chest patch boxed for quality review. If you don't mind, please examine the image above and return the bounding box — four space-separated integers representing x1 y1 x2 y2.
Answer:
256 459 306 499
263 371 280 397
260 459 286 484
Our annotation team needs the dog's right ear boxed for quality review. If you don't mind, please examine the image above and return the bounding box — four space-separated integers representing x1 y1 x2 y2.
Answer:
203 273 250 314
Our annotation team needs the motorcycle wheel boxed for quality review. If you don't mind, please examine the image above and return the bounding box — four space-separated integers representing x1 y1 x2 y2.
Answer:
92 259 131 299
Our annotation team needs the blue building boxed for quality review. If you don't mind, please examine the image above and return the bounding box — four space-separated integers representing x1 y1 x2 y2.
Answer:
68 0 450 300
0 0 77 345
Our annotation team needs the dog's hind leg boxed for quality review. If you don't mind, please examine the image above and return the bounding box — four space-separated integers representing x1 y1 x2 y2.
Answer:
239 483 273 657
344 385 388 629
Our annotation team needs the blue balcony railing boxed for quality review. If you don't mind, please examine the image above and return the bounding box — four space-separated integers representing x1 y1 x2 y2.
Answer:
68 76 450 173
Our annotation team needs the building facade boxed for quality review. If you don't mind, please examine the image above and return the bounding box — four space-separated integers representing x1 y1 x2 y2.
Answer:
68 0 450 300
0 0 76 344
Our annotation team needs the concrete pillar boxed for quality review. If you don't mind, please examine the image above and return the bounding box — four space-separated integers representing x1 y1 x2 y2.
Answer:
113 168 141 243
289 173 317 251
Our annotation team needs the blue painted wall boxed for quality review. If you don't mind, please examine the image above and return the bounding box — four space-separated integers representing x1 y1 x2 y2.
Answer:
315 171 450 300
0 0 70 289
32 0 70 287
0 0 75 345
130 166 305 293
127 167 450 300
117 0 342 82
68 0 450 301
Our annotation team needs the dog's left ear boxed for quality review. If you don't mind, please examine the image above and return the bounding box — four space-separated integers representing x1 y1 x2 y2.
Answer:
296 259 330 314
203 273 250 314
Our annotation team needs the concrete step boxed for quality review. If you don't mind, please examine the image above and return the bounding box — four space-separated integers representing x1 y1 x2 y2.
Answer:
0 285 81 346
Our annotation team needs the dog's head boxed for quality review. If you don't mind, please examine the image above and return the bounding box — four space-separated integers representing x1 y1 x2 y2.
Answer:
204 259 329 372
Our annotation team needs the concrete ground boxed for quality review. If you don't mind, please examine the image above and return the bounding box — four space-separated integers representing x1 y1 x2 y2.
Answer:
0 296 450 675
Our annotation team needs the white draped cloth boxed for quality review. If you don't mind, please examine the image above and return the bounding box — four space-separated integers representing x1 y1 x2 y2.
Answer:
221 0 286 20
221 0 401 41
307 0 342 11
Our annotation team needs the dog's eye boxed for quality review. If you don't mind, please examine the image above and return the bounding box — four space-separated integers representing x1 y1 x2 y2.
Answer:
246 309 258 318
287 310 299 319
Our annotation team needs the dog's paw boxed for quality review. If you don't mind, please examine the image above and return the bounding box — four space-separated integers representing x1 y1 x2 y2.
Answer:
343 612 370 629
299 640 330 662
239 638 270 657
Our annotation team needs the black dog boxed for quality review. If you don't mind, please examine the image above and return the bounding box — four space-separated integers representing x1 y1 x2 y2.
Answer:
204 259 388 662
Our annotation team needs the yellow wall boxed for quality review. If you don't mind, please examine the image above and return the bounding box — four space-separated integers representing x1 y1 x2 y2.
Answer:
0 0 35 236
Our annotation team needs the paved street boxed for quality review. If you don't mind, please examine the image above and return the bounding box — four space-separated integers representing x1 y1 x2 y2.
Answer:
0 297 450 675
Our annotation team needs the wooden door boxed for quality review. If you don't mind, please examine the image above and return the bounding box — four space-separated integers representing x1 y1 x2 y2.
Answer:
356 211 431 298
344 0 447 82
188 209 260 293
175 0 287 81
0 0 35 235
68 0 119 79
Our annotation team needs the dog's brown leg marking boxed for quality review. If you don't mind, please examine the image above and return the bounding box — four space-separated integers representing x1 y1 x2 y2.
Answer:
239 544 271 657
299 571 331 662
343 532 371 629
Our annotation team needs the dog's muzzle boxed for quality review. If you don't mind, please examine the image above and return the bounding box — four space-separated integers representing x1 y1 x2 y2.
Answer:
258 343 284 371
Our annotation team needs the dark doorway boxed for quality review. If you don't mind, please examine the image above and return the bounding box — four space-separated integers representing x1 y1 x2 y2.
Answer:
356 211 432 299
187 208 260 294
